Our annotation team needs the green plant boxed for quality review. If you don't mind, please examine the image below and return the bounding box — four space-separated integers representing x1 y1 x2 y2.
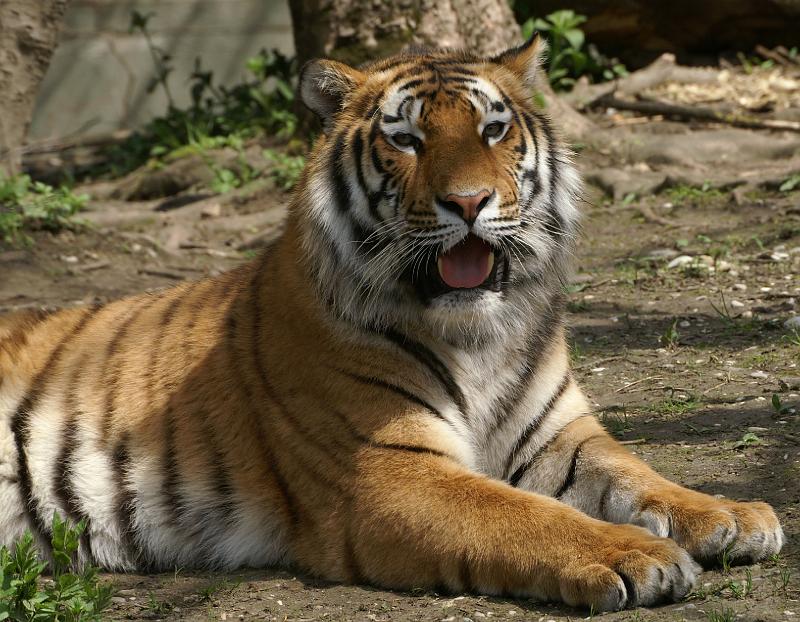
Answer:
0 514 113 621
772 393 793 417
520 10 627 91
263 149 306 190
665 183 723 204
780 173 800 193
706 606 735 622
101 11 298 177
600 408 633 436
779 567 792 595
660 319 680 349
0 174 88 246
731 432 764 449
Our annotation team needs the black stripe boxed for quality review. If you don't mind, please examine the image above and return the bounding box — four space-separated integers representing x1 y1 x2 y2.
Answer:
458 554 474 593
111 433 146 569
382 329 467 418
330 132 351 213
160 407 183 529
244 309 350 485
554 435 604 499
486 315 560 439
598 481 613 520
11 306 100 552
375 443 448 457
339 370 444 421
503 373 571 480
53 413 93 558
101 297 159 444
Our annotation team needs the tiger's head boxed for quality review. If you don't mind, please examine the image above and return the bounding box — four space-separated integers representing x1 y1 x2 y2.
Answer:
296 36 580 344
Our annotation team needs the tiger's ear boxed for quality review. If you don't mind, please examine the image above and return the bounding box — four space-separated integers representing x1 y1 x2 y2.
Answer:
299 59 366 130
491 34 547 89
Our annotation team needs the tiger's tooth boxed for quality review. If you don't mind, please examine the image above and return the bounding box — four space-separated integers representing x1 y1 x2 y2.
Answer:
437 256 444 280
487 251 495 276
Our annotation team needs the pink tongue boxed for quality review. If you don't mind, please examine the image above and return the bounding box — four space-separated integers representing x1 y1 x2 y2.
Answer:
438 235 493 289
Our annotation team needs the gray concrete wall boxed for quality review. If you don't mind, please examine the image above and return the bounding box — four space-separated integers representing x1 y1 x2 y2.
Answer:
29 0 295 142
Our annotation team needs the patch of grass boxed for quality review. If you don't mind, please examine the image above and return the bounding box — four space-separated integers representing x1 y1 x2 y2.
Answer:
648 395 700 416
706 606 735 622
263 149 306 191
665 182 723 204
0 174 88 246
0 513 113 621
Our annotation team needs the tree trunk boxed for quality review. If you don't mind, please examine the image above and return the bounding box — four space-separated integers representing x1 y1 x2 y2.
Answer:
0 1 71 177
288 0 594 140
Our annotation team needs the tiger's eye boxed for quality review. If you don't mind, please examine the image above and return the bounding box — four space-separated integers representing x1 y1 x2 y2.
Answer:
483 122 506 140
392 132 417 148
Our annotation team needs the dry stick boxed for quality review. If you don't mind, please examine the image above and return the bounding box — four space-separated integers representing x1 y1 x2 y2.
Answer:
616 376 664 394
593 94 800 133
619 438 647 446
755 45 795 67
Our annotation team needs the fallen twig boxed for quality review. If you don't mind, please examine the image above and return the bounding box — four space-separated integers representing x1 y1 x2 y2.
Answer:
616 376 663 393
619 438 647 446
592 94 800 133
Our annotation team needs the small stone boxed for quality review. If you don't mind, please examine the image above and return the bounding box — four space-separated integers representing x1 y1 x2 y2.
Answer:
742 310 753 318
111 597 127 605
771 252 790 261
60 255 79 263
717 260 733 271
679 320 691 328
591 367 606 373
785 316 800 330
667 255 694 269
761 286 773 293
730 299 745 308
747 426 768 432
117 589 135 596
751 371 769 379
697 254 715 266
201 202 223 219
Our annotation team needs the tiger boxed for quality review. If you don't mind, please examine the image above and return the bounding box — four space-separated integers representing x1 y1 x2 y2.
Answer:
0 35 784 612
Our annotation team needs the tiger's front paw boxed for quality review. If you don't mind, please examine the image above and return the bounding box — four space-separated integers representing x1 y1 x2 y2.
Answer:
558 523 699 611
632 487 785 566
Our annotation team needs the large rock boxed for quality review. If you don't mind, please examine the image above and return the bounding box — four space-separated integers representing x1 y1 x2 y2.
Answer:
531 1 800 65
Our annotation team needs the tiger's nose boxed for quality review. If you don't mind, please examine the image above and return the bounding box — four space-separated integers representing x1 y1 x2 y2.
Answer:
440 189 493 225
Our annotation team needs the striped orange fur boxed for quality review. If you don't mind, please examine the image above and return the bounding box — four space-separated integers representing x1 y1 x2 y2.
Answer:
0 36 783 611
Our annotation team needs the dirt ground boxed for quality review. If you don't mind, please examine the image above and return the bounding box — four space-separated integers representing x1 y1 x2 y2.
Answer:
1 114 799 621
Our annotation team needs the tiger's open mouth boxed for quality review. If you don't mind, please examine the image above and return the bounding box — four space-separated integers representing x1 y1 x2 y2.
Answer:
405 234 509 302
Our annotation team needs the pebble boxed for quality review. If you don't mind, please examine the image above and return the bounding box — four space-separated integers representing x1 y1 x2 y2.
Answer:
111 597 127 605
732 283 747 291
742 310 754 318
60 255 79 263
785 316 800 330
201 202 223 219
667 255 694 269
750 371 769 379
730 299 745 308
591 367 606 373
679 320 691 328
748 426 769 432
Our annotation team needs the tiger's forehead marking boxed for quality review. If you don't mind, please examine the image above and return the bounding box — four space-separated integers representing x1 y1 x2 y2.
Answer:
378 64 511 133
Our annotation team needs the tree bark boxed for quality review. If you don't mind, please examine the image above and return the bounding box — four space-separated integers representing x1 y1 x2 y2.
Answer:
288 0 594 140
0 1 71 177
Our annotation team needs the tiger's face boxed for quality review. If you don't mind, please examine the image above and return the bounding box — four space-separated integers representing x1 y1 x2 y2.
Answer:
298 37 580 341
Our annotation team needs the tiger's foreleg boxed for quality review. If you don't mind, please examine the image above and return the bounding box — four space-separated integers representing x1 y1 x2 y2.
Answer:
514 415 784 566
319 442 698 611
